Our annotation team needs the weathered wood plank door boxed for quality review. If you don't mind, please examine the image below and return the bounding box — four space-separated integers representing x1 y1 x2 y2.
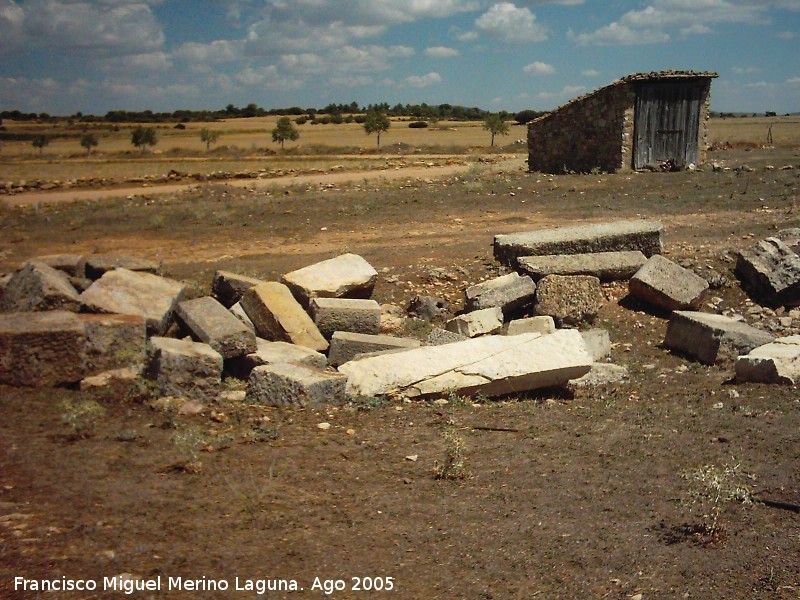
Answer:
633 81 703 169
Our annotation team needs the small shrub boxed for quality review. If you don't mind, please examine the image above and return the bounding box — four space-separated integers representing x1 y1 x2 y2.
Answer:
60 399 106 439
408 121 429 129
434 429 467 480
171 426 210 473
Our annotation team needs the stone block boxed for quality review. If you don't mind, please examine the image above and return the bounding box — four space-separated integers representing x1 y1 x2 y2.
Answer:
144 336 223 401
629 255 709 311
517 250 647 281
0 311 87 386
446 307 503 338
568 363 628 389
247 363 347 407
426 327 469 346
494 220 663 266
736 238 800 307
79 254 160 280
281 253 378 306
0 260 81 312
79 313 147 373
580 329 612 361
35 254 84 277
80 367 140 394
310 297 381 339
506 316 556 336
534 275 605 326
212 270 265 308
328 331 422 367
735 336 800 385
176 296 257 359
80 268 186 335
464 272 536 314
339 330 593 399
230 302 255 333
776 228 800 254
664 311 775 365
240 282 328 352
228 338 328 378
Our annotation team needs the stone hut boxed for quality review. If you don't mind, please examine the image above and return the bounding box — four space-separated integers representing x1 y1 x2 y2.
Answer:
527 70 718 173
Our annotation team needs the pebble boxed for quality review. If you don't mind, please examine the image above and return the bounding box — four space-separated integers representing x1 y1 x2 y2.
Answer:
317 422 331 430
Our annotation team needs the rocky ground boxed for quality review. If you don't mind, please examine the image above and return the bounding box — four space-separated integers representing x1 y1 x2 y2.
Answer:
1 147 799 599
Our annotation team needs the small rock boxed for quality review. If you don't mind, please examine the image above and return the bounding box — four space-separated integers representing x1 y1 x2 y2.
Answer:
317 422 331 430
405 455 418 462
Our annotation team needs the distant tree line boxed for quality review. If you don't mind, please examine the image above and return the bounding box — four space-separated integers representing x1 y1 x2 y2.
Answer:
1 104 547 125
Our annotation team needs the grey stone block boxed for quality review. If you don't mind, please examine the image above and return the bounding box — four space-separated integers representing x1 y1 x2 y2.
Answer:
664 311 775 365
517 250 647 281
446 307 504 338
212 270 265 308
736 237 800 307
464 272 536 314
80 268 186 335
629 255 709 311
506 316 556 336
495 220 663 266
311 297 381 339
735 335 800 385
534 274 605 326
79 254 160 280
144 336 223 401
229 338 327 378
0 260 81 312
281 253 378 307
79 313 147 373
246 363 347 407
328 331 422 367
176 296 257 359
426 327 469 346
35 254 85 277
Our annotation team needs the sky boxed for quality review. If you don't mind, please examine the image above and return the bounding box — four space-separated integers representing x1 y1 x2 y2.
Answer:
0 0 799 115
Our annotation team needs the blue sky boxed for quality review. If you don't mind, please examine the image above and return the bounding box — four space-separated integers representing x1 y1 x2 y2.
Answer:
1 0 799 115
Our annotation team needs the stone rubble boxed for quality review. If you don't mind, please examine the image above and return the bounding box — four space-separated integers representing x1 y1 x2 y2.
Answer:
281 253 378 307
463 272 536 314
445 307 504 338
517 251 647 282
310 297 381 339
175 296 257 359
629 254 709 311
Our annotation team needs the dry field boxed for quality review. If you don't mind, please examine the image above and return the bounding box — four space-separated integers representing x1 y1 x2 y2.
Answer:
1 143 799 598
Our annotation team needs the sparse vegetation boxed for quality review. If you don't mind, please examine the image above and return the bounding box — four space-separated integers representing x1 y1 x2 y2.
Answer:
131 126 157 153
60 399 106 439
79 132 99 156
31 134 49 156
433 429 468 480
199 128 220 151
363 111 391 148
271 117 299 149
483 113 510 147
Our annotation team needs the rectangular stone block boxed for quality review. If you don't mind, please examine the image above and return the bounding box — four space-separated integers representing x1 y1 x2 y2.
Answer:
0 311 87 386
664 311 775 365
79 254 160 280
240 282 328 352
212 270 265 308
246 363 347 407
310 297 381 339
144 336 223 402
580 329 612 361
80 268 186 335
230 301 255 333
494 220 663 266
517 251 647 281
35 254 85 277
735 238 800 307
281 253 378 307
0 260 81 312
328 331 422 367
464 272 536 313
446 307 503 338
228 338 328 379
176 296 257 359
629 255 708 311
339 330 593 399
735 335 800 385
506 316 556 336
79 313 147 373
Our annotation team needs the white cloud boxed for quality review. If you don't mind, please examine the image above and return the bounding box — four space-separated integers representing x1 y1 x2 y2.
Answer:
425 45 459 58
403 71 442 87
474 2 548 43
581 69 600 77
523 61 555 75
536 84 586 104
680 23 711 36
174 40 240 64
281 45 414 77
101 51 172 72
777 30 797 39
235 65 280 86
569 22 669 45
785 76 800 85
732 66 762 74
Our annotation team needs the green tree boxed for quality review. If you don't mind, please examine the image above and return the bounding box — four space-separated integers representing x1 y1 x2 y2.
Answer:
80 132 99 156
32 135 49 156
131 126 157 153
199 128 220 151
271 117 299 149
483 113 510 147
363 111 390 149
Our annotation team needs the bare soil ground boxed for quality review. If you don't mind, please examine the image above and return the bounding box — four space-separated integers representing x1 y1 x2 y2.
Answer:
1 146 800 599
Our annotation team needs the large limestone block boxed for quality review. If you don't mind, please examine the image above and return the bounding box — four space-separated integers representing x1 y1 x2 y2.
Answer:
246 363 347 407
735 336 800 385
664 311 775 365
629 255 709 311
228 338 328 378
581 329 612 361
79 313 146 373
310 297 381 339
464 272 536 314
240 282 328 352
212 270 265 308
0 260 81 312
281 253 378 306
79 254 160 280
446 307 504 338
35 254 85 277
80 268 186 335
517 251 647 282
176 296 257 359
328 332 421 367
736 238 800 307
494 220 663 266
534 274 605 326
0 311 87 386
506 316 556 336
339 329 593 399
144 336 223 401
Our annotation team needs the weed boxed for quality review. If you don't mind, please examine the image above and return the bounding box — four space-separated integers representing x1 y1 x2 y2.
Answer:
245 424 280 443
113 429 141 442
354 396 391 412
148 214 166 229
402 317 432 339
60 399 106 439
224 466 275 516
433 429 468 481
171 425 210 473
127 377 160 403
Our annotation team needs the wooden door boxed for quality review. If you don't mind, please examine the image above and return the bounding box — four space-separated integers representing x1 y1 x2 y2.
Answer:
633 81 703 169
